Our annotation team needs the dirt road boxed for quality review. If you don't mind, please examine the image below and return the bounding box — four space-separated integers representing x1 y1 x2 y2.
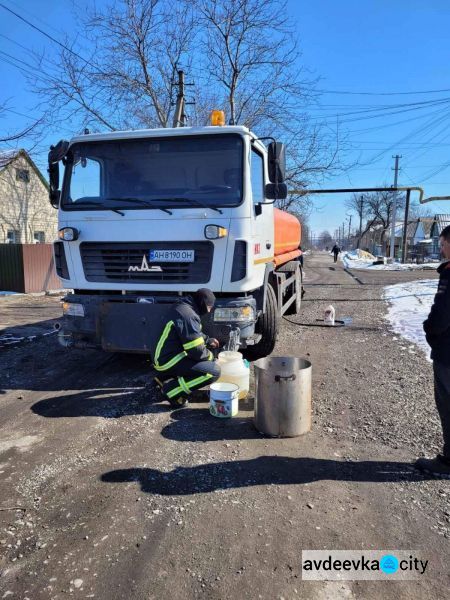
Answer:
0 253 448 599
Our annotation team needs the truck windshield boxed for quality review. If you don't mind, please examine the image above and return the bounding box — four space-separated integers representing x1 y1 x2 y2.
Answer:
61 134 243 211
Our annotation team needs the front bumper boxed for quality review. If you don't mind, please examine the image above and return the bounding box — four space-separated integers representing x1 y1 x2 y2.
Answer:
58 293 257 353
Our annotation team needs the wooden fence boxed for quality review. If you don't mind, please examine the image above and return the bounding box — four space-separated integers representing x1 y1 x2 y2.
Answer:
0 243 61 293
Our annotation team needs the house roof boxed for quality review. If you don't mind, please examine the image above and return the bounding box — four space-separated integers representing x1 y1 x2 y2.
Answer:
0 149 21 169
394 220 418 238
434 214 450 235
416 217 434 238
0 148 49 190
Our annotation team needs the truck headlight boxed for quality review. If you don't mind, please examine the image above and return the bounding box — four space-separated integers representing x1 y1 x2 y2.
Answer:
62 302 85 317
214 306 255 322
205 225 227 239
58 227 79 241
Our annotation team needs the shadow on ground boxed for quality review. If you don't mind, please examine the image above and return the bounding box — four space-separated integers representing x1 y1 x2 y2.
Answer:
31 386 168 418
161 407 260 442
101 457 431 495
1 348 152 394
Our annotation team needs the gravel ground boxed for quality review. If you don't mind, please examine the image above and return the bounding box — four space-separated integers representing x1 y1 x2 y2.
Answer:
0 253 448 600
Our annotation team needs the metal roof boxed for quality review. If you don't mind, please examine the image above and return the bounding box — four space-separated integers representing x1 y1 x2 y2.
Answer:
434 214 450 235
416 217 434 238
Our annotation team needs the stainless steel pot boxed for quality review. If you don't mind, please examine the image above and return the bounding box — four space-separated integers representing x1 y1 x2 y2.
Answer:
253 356 311 437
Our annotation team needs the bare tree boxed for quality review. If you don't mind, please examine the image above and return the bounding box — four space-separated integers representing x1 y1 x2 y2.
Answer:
345 193 374 249
196 0 342 216
0 101 43 144
318 230 333 249
195 0 302 127
359 189 398 253
25 0 344 204
32 0 196 132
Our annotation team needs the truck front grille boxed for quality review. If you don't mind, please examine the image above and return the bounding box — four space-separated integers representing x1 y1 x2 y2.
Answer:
80 242 213 284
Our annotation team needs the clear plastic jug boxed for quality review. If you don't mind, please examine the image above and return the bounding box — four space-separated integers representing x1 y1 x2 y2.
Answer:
216 351 250 400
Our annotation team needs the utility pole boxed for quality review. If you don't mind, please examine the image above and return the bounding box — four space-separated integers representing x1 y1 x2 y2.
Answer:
358 195 363 249
172 70 186 128
347 215 352 247
342 222 345 249
401 189 411 264
389 155 402 259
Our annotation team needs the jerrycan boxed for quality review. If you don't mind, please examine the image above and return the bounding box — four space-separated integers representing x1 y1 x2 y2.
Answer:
216 351 250 400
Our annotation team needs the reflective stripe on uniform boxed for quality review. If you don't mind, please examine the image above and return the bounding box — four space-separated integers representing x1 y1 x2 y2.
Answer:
166 372 214 398
167 386 181 399
178 376 191 395
154 320 187 372
186 372 214 389
154 351 187 372
183 337 204 351
208 350 214 361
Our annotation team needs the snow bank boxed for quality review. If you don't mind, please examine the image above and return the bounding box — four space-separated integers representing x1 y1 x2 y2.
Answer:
383 279 438 359
342 250 438 271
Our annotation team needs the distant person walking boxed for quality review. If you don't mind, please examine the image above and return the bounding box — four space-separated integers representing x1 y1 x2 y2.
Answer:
416 224 450 478
331 243 341 263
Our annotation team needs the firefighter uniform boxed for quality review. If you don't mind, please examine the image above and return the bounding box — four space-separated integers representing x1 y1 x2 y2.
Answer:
151 291 221 407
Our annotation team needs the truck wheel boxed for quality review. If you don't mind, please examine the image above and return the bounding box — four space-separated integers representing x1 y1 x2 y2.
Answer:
244 283 278 361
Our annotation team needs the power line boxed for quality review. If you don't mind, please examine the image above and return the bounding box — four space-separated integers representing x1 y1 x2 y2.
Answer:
312 86 450 96
190 69 450 97
0 2 97 71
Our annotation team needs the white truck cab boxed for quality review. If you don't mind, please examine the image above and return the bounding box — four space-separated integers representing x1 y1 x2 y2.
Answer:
48 123 302 360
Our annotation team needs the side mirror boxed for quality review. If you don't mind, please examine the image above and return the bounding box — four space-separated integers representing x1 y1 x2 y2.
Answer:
268 141 286 184
265 182 288 200
48 162 60 208
48 140 69 208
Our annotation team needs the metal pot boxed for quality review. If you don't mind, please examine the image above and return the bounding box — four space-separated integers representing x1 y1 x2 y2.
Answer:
253 356 311 437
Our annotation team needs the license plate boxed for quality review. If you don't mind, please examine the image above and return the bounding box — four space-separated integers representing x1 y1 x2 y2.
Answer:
149 249 195 262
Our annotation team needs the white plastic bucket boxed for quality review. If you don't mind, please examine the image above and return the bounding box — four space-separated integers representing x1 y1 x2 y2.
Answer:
209 382 239 418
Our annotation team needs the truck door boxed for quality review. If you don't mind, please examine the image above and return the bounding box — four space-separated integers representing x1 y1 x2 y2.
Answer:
250 148 274 263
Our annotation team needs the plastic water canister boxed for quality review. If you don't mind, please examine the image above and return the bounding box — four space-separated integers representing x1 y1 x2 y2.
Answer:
216 351 250 399
324 305 335 326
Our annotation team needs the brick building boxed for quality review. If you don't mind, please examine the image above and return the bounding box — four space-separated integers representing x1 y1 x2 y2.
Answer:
0 149 57 244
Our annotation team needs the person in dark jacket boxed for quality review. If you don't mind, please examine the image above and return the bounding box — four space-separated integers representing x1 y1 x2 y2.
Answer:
416 225 450 478
331 243 340 263
151 288 221 408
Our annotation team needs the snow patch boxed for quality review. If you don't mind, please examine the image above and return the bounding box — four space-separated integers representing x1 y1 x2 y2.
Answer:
383 279 438 359
343 250 438 271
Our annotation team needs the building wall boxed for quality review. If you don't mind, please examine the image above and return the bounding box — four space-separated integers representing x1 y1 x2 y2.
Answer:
0 154 57 244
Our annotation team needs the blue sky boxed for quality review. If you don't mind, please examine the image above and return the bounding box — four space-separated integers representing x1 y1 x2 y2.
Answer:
1 0 450 235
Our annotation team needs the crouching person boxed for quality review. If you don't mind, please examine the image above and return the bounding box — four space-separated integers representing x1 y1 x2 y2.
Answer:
150 288 221 408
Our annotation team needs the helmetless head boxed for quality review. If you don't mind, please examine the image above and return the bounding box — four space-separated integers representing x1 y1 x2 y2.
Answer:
440 225 450 260
193 288 216 315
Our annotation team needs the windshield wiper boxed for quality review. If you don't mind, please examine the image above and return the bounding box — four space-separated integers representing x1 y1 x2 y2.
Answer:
69 200 125 216
105 197 173 215
165 196 223 214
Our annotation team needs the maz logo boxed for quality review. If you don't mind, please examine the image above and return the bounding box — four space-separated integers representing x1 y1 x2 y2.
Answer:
128 255 162 273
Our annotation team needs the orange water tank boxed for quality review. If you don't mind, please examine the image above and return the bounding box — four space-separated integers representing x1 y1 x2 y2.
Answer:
274 208 302 265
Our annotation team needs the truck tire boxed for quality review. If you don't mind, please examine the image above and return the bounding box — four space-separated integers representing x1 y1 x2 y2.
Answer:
244 283 278 361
